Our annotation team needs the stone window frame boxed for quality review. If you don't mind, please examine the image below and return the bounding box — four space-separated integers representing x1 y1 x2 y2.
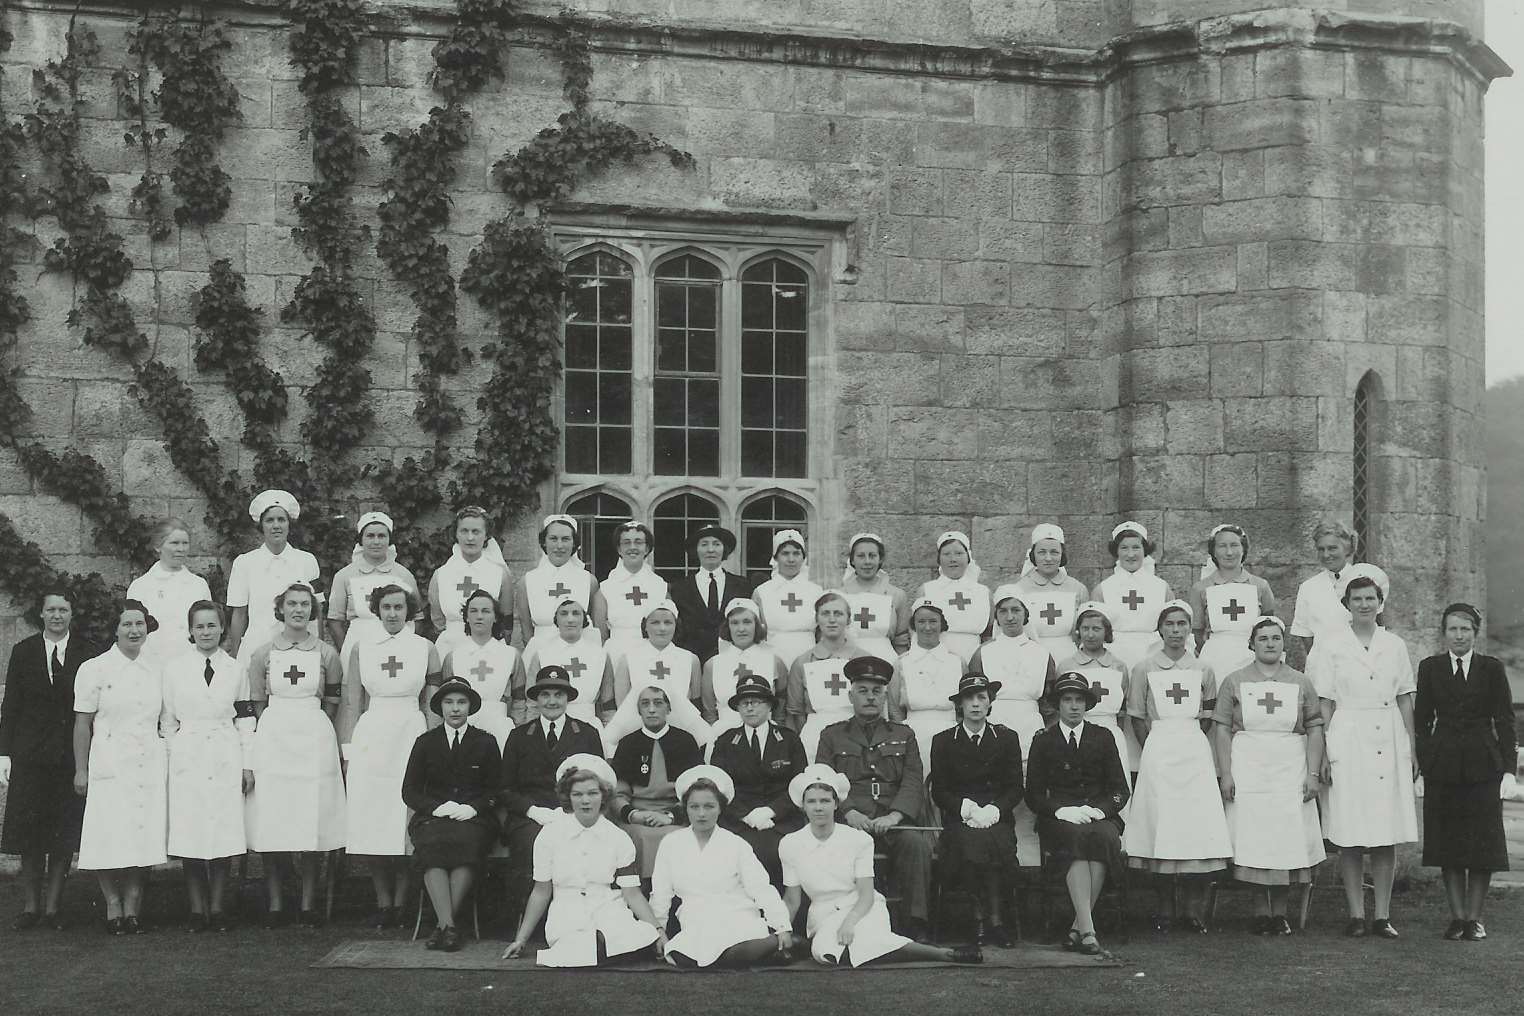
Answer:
552 218 837 580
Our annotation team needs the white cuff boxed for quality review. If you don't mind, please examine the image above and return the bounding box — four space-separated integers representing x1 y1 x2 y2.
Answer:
960 798 976 821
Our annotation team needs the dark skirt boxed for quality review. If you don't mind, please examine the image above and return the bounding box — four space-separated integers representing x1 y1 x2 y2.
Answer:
1423 776 1508 871
1037 814 1124 872
941 820 1018 871
410 818 492 870
1 763 84 856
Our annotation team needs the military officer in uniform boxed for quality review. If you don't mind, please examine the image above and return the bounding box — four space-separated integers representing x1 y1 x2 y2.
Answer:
710 672 808 882
813 655 934 941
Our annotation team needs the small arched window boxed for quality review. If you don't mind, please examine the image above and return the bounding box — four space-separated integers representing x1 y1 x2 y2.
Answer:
740 494 809 586
652 492 722 582
654 255 722 477
564 251 634 475
1353 371 1379 563
740 258 809 478
565 490 634 582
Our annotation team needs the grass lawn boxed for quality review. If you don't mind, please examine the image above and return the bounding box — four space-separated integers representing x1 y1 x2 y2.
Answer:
1 874 1520 1016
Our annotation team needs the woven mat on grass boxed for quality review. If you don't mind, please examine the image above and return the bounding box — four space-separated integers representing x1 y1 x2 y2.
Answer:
313 939 1125 972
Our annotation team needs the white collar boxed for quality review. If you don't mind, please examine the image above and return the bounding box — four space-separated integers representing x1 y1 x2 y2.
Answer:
43 631 70 651
1059 720 1084 744
961 721 989 740
540 715 565 736
1452 650 1474 671
640 724 671 740
744 720 771 740
445 723 468 741
696 567 724 587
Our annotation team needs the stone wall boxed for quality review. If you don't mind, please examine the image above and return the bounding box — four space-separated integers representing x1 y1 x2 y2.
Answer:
0 1 1505 662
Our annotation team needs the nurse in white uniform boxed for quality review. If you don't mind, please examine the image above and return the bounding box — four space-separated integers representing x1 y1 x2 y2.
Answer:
605 600 708 751
1014 523 1089 665
784 592 861 761
781 765 979 966
1188 524 1278 680
754 530 824 668
327 512 421 657
524 598 612 727
339 584 442 929
591 521 668 671
1093 521 1170 669
439 588 521 750
226 490 322 662
650 765 794 968
915 531 990 665
73 600 167 935
1308 567 1417 939
161 601 254 931
428 506 515 659
503 755 664 967
969 587 1054 866
514 514 602 661
889 598 964 776
702 599 786 733
1057 602 1136 775
833 532 909 664
1289 519 1357 667
127 518 212 662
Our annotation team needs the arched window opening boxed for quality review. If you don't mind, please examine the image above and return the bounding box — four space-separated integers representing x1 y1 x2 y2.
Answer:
654 255 722 477
740 258 809 478
652 492 722 582
1353 371 1378 563
740 494 809 587
564 251 633 475
565 490 634 582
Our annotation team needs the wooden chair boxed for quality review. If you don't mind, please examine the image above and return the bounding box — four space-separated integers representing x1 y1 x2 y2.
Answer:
1033 834 1130 943
1204 878 1315 930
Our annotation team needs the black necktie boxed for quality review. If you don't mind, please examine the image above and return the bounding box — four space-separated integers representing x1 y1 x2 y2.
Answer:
707 573 718 613
451 729 461 755
49 645 61 684
203 658 215 687
1455 657 1465 682
1068 730 1078 751
546 721 558 752
752 729 764 763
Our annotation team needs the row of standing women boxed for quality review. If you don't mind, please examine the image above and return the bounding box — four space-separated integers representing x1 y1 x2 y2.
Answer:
0 492 1514 952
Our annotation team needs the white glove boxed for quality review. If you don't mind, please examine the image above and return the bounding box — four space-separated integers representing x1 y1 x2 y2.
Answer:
0 756 10 786
960 798 977 822
451 804 477 821
432 802 454 818
1081 805 1106 821
1502 773 1524 802
977 803 1002 826
1055 806 1092 825
742 807 775 830
528 806 559 826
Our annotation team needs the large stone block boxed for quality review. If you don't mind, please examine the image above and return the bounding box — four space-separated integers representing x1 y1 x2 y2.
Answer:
1120 154 1222 211
1198 290 1322 342
1127 453 1204 509
837 352 944 406
911 217 981 259
13 379 73 437
1164 400 1224 454
942 260 1010 306
1266 240 1405 294
964 306 1069 356
1209 343 1264 398
915 459 1025 514
1027 462 1116 514
122 439 202 499
1123 346 1209 404
939 354 1002 408
1223 397 1319 452
1254 48 1346 100
1121 247 1237 298
1323 200 1449 247
844 459 916 512
1262 340 1347 398
976 410 1055 460
1207 451 1258 508
999 356 1108 409
1011 263 1094 310
888 407 981 459
1200 196 1321 244
1367 295 1450 347
978 219 1045 262
1012 172 1101 224
1204 99 1317 152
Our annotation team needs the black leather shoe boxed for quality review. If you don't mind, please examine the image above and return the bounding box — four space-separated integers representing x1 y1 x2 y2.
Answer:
1076 932 1104 956
1149 913 1171 933
424 926 447 950
12 911 39 931
1463 921 1487 941
298 909 323 928
1061 928 1082 951
984 923 1016 949
1273 916 1293 936
1180 916 1208 934
1344 918 1369 938
950 944 983 964
209 912 232 933
106 916 126 936
1370 919 1399 939
186 914 210 933
123 916 145 935
439 925 463 952
1443 919 1467 941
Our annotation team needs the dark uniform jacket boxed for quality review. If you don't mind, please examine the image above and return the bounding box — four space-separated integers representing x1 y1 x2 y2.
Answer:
499 716 604 815
1025 721 1129 823
711 721 808 827
929 722 1024 826
815 714 925 822
611 726 703 792
402 724 502 836
0 634 98 768
670 570 755 663
1416 653 1518 784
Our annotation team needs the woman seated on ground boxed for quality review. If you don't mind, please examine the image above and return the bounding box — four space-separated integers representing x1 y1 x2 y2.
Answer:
401 677 502 952
781 764 981 967
504 755 663 966
1025 673 1131 957
611 685 704 878
650 766 793 968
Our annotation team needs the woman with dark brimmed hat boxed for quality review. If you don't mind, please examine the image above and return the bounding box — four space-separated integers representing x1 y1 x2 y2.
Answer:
522 597 612 727
402 677 501 951
1024 672 1130 957
669 525 754 664
929 673 1024 947
710 670 808 882
1057 601 1135 775
439 589 521 752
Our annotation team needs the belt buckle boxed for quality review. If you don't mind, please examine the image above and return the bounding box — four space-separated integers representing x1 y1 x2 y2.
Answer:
871 780 881 800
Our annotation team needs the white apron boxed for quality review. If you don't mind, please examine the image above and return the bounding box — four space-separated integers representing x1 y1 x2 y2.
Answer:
531 637 608 726
77 652 168 871
1075 664 1132 774
432 553 510 658
921 575 991 665
163 650 248 860
977 634 1049 865
1200 583 1259 678
1123 672 1231 861
799 657 854 762
899 645 962 775
229 545 321 668
445 637 518 751
600 565 668 670
755 575 825 667
1227 681 1324 871
339 566 417 656
524 563 601 660
1096 570 1168 669
345 635 430 856
246 647 345 852
839 590 897 664
604 643 709 752
1024 589 1078 666
709 644 781 733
